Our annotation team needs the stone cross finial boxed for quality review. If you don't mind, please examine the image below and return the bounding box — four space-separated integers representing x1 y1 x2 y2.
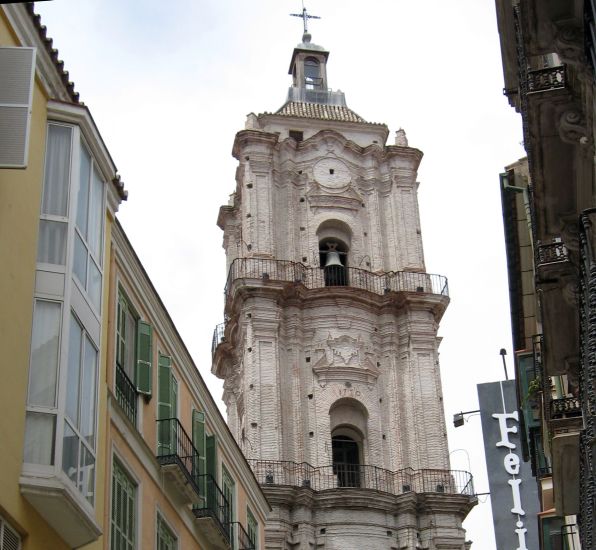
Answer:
290 3 321 35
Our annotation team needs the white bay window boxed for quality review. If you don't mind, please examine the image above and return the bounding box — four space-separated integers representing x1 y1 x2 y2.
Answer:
21 107 118 548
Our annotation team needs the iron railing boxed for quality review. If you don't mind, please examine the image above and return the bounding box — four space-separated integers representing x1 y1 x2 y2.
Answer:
156 418 202 497
231 521 255 550
579 209 596 550
247 460 474 497
225 258 448 301
536 241 569 266
550 397 582 419
212 322 225 356
527 65 566 93
115 363 137 426
193 474 231 542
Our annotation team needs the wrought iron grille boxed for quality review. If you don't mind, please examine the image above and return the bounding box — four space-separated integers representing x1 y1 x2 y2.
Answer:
247 459 474 497
527 66 566 93
224 258 448 302
193 474 231 542
231 521 255 550
115 363 137 426
579 209 596 550
212 322 225 356
155 418 202 497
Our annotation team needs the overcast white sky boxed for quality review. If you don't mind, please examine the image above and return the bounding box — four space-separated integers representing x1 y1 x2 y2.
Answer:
35 1 526 547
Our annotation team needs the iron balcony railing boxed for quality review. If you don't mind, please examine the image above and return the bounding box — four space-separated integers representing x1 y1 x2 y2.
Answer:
193 474 231 542
550 397 582 419
212 322 225 356
225 258 449 302
231 521 255 550
156 418 202 497
247 460 474 497
115 363 137 426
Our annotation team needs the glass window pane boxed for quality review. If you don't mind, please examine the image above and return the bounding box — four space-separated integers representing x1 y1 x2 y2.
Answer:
73 231 88 288
88 258 102 311
124 305 137 380
37 219 67 265
79 444 95 505
42 125 72 216
24 412 55 465
62 421 79 485
28 300 61 407
66 315 82 425
81 335 97 447
88 167 104 262
76 144 91 237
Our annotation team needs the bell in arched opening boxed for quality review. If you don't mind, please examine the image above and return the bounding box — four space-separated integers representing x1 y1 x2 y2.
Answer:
321 241 348 286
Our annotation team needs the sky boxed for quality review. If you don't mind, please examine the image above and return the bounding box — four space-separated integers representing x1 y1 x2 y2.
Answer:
34 1 526 548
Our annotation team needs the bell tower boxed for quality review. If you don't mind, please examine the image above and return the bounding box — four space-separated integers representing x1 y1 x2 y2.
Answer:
212 26 476 550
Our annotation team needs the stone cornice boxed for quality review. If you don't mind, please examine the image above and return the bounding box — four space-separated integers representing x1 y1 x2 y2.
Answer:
232 129 279 160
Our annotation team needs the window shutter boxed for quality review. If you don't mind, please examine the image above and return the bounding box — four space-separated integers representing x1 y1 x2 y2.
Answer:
136 321 152 396
205 434 218 509
0 47 36 168
157 354 172 455
192 409 206 495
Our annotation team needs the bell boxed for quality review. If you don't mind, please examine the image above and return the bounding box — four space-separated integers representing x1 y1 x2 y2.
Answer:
324 251 343 268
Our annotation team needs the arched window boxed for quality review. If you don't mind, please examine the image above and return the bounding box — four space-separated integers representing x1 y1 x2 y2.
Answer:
304 57 321 89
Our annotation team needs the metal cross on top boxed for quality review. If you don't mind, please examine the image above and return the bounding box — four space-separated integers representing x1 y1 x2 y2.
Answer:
290 4 321 34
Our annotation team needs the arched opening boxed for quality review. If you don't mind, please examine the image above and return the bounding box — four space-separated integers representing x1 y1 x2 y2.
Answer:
332 434 360 487
304 57 321 89
319 238 348 286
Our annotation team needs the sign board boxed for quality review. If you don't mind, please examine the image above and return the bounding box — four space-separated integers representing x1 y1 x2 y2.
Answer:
477 380 539 550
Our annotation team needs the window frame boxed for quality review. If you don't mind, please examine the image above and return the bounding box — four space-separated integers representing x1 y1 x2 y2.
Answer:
155 510 177 550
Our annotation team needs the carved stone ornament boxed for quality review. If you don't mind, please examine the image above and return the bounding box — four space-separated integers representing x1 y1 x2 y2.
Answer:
306 179 364 212
554 24 584 65
559 109 589 145
312 334 380 387
394 128 408 147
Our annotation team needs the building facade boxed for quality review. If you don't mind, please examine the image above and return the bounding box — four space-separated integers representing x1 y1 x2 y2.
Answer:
212 31 476 550
0 3 268 549
495 0 596 548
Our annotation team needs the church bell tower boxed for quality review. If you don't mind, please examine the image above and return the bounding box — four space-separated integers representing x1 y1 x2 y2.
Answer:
212 22 476 550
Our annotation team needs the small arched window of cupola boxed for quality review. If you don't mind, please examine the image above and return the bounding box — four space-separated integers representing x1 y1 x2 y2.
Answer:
304 57 322 89
317 220 352 287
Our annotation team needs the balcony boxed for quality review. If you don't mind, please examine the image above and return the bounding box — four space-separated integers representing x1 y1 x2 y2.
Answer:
232 521 256 550
527 65 566 94
247 460 474 497
193 474 231 549
115 363 137 425
212 322 225 358
155 418 202 503
224 258 448 303
550 396 582 419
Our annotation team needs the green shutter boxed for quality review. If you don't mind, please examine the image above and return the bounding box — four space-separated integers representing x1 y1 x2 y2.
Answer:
157 354 172 455
192 410 206 496
206 434 218 509
136 321 152 396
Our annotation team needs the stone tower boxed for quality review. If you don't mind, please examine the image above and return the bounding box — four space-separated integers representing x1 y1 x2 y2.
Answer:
212 30 476 550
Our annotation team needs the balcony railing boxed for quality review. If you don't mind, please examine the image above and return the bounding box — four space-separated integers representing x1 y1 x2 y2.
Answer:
536 241 569 266
527 65 566 93
231 521 255 550
247 460 474 497
156 418 202 498
193 474 231 543
212 322 225 357
550 397 582 419
115 363 137 426
225 258 448 302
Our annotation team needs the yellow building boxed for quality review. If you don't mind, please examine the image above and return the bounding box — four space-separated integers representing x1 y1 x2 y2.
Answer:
0 3 268 549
